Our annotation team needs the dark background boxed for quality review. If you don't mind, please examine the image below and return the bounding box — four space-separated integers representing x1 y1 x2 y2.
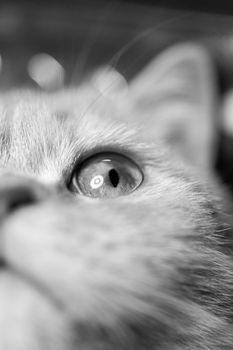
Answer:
121 0 233 14
1 0 233 89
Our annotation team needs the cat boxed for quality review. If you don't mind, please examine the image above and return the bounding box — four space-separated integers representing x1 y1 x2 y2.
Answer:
0 42 233 350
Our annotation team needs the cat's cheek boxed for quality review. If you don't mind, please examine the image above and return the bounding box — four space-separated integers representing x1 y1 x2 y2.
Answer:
0 271 73 350
1 200 192 330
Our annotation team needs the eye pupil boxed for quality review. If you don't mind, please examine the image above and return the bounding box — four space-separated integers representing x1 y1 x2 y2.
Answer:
108 169 119 188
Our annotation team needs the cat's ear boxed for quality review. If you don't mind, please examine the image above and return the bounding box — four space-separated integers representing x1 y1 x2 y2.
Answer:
128 44 218 170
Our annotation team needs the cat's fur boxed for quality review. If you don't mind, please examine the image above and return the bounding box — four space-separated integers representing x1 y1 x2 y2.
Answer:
0 43 233 350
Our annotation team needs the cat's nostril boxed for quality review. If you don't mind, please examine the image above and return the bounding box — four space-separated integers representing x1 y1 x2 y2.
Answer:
6 187 37 213
0 257 5 268
0 175 49 216
0 181 47 216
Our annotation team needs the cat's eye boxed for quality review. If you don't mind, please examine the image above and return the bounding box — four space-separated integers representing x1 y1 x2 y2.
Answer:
70 152 143 198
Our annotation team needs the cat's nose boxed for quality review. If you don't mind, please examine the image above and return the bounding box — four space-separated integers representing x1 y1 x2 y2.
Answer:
0 174 48 215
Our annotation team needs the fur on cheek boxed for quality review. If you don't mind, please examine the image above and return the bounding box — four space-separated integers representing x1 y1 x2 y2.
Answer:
1 192 233 349
0 272 73 350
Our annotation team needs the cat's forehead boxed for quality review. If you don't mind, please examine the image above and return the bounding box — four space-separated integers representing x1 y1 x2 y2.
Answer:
0 89 141 182
0 87 119 120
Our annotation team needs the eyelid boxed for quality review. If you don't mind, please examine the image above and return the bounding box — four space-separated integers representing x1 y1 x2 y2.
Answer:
68 147 144 183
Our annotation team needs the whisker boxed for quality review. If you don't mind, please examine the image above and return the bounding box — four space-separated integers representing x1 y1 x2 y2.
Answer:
79 89 105 120
69 1 120 85
107 12 193 71
77 8 224 123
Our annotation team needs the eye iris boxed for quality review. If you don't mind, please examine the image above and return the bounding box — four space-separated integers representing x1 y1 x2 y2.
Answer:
108 168 119 188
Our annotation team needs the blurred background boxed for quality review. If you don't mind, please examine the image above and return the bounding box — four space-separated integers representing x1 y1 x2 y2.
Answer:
1 0 233 91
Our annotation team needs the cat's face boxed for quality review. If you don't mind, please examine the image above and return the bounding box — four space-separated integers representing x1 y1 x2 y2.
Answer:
0 44 233 350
